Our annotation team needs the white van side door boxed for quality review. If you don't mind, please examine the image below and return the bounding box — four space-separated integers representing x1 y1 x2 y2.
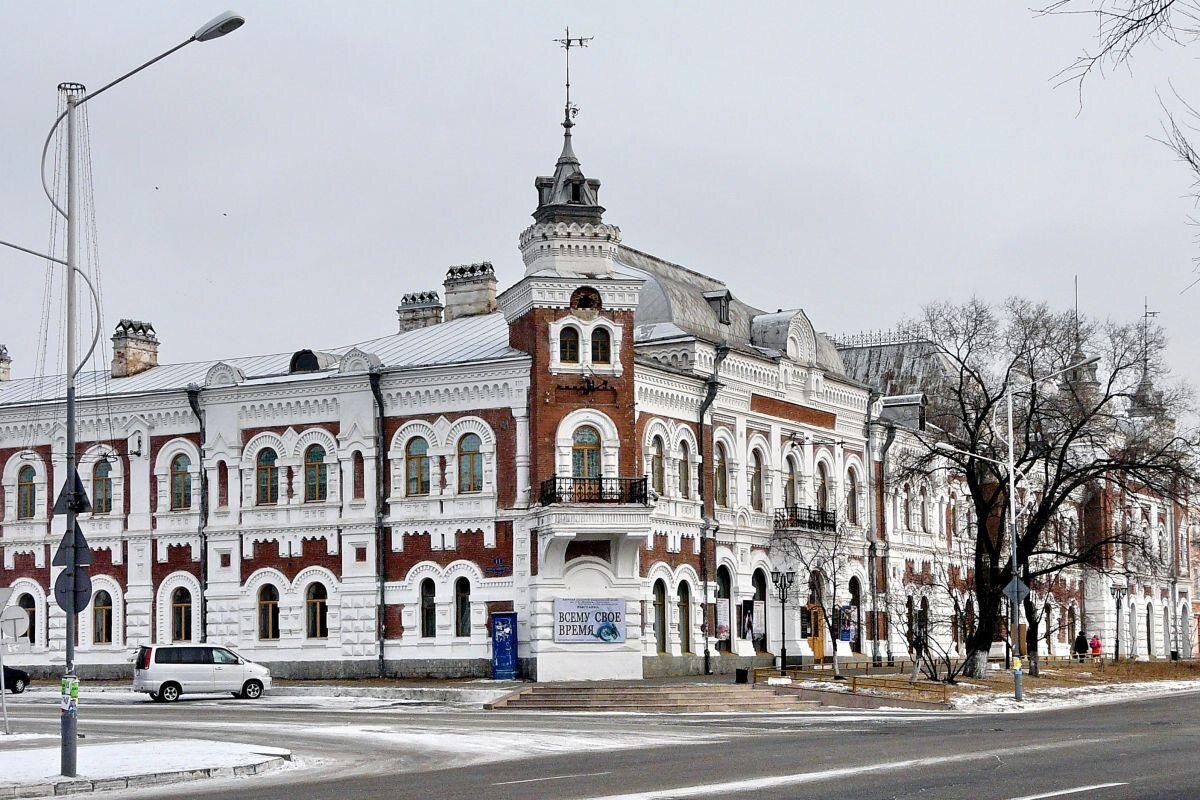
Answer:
211 647 244 691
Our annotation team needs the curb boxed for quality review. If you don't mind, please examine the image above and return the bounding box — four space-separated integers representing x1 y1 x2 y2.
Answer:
0 752 291 799
271 685 514 704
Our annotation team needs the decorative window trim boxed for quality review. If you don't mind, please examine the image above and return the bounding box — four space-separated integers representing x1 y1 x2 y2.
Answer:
4 451 49 523
548 315 623 376
555 408 620 478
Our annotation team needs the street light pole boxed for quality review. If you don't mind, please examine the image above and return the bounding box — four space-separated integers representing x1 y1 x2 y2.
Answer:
771 570 796 673
0 12 245 777
1111 583 1128 661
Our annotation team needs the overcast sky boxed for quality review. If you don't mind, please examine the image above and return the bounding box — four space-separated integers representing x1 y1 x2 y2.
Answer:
2 3 1198 388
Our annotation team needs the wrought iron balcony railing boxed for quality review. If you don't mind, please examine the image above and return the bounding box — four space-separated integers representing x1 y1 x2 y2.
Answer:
773 504 837 532
538 476 649 506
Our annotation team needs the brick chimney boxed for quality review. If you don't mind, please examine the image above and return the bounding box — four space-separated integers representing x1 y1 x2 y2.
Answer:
0 345 11 381
443 262 498 322
397 291 443 333
111 319 159 378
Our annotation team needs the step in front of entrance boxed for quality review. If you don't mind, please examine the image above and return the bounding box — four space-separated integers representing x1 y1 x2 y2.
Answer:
487 684 822 713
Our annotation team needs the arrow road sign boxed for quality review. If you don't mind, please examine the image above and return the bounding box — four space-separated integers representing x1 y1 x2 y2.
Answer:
52 522 92 568
53 471 91 515
54 569 92 614
1002 576 1030 606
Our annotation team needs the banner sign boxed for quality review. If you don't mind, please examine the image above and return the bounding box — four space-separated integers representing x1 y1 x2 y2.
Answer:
553 598 626 643
716 601 730 641
752 600 766 639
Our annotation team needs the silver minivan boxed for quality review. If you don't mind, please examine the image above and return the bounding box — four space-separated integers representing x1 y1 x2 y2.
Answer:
132 644 272 702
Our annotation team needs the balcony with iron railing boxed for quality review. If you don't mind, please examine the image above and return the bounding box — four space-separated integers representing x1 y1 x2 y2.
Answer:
538 476 649 506
773 504 837 533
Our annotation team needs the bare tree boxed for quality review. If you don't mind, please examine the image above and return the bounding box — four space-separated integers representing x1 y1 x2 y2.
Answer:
769 519 857 679
894 297 1197 678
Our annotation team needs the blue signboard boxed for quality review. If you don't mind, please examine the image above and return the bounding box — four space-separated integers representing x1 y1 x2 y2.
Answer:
491 611 518 680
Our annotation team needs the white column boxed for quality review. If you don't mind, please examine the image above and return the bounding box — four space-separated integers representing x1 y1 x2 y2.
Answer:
513 404 530 507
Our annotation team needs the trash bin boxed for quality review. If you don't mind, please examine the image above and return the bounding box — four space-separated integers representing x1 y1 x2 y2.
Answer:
735 668 749 684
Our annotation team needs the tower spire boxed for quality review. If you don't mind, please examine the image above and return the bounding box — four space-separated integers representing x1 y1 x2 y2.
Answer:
553 27 592 161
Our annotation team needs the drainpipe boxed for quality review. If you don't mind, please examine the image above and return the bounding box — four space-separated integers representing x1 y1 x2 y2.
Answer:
871 421 897 666
697 341 731 675
368 370 389 677
185 384 209 643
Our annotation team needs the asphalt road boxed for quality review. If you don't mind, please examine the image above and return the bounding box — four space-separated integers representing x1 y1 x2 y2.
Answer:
3 689 1198 799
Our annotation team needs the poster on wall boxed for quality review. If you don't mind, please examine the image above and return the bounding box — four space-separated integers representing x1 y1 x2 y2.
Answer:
716 601 730 641
752 600 766 639
740 600 755 639
553 598 626 643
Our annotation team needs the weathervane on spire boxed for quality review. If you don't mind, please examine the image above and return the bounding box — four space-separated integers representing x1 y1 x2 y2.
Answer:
554 27 593 129
1142 297 1160 379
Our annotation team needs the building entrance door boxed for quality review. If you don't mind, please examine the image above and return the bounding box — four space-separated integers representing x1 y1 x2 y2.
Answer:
807 605 824 662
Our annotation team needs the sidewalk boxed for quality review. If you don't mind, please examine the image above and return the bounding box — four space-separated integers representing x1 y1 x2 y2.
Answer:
0 738 291 798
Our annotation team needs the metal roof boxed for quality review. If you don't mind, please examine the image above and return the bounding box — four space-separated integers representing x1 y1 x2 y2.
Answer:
0 313 523 406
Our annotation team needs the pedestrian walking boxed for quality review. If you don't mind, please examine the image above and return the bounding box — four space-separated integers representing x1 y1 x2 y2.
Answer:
1090 633 1102 658
1073 631 1088 663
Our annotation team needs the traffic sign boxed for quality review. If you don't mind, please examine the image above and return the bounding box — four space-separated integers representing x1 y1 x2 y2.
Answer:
1002 577 1030 606
53 472 91 515
54 569 92 613
52 522 93 568
0 606 28 640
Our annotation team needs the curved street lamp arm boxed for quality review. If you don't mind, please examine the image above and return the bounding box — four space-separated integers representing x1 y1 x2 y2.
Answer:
40 37 196 218
73 267 102 378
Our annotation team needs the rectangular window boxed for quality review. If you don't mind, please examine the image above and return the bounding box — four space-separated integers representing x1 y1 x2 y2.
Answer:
220 552 231 568
355 546 368 563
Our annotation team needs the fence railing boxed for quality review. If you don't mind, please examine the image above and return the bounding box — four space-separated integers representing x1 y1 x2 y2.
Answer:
773 505 837 532
538 476 649 506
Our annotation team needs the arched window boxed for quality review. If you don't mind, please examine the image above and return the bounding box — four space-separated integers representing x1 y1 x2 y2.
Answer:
846 469 859 525
750 451 765 511
572 426 601 479
92 460 113 514
306 583 328 639
715 444 729 507
406 437 431 496
559 327 580 364
217 461 229 507
903 486 913 530
455 576 472 637
590 328 611 364
93 590 113 645
171 587 192 642
304 444 328 502
169 454 192 511
752 569 768 651
653 580 668 653
458 434 483 494
678 441 691 499
677 582 692 654
815 462 829 513
784 459 798 508
16 465 36 520
256 449 279 505
258 585 280 640
17 594 36 644
420 578 436 638
906 596 915 649
919 487 930 533
650 436 665 494
848 578 862 653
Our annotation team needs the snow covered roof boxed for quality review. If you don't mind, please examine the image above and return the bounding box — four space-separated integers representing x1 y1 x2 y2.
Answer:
0 312 523 406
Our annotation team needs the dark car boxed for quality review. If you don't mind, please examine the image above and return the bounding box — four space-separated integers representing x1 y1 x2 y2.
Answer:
3 665 29 694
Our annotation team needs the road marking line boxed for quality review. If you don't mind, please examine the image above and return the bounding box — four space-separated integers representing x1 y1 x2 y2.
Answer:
1009 783 1129 800
570 738 1111 800
493 771 611 786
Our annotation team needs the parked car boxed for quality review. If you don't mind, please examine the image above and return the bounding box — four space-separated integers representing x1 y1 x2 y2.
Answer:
2 665 29 694
132 644 271 703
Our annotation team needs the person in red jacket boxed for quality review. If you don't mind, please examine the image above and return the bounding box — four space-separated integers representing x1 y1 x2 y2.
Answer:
1090 634 1102 657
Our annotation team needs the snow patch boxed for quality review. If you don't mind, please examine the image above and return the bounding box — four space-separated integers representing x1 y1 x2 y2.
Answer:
951 678 1200 712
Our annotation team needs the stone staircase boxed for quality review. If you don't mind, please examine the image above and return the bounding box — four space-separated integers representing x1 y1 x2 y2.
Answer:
486 682 823 713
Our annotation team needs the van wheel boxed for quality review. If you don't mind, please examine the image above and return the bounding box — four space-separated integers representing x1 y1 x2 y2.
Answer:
240 680 263 700
10 679 26 694
159 683 181 703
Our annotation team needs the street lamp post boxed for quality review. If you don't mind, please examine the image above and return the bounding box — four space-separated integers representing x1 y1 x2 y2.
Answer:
1111 583 1129 661
0 11 244 777
771 570 797 673
934 355 1100 702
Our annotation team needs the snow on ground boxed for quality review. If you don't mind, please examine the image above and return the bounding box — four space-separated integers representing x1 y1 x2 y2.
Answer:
0 732 57 742
306 724 727 769
951 678 1200 712
0 738 290 785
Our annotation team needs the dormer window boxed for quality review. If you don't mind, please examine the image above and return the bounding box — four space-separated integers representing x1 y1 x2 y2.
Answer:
290 349 319 373
571 182 582 203
570 286 602 311
704 290 732 325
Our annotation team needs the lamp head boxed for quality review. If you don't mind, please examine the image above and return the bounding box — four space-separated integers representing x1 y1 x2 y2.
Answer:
771 570 781 584
194 10 245 42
